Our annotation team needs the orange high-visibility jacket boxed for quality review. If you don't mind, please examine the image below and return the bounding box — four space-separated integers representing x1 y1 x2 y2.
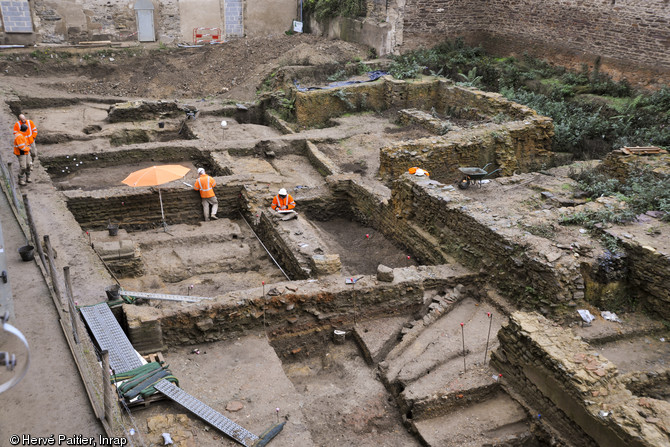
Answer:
408 167 430 176
272 194 295 210
13 133 28 156
14 120 37 144
194 174 216 198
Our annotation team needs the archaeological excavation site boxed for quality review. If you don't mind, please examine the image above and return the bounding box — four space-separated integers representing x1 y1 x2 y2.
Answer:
0 1 669 447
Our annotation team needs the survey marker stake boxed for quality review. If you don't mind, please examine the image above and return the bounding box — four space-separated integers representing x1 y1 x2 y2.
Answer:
461 322 466 373
484 312 493 364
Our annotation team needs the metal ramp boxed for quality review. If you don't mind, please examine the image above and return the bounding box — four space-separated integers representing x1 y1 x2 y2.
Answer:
80 302 283 447
155 379 259 447
80 303 143 374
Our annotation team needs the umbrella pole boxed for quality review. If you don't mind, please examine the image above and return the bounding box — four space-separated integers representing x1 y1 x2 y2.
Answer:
158 188 167 232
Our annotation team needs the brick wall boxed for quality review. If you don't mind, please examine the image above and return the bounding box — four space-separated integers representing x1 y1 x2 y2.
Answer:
65 180 243 230
402 0 670 73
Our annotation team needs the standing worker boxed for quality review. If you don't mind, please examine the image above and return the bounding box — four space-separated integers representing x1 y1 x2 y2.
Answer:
13 128 31 186
271 188 296 213
193 168 218 221
14 114 38 161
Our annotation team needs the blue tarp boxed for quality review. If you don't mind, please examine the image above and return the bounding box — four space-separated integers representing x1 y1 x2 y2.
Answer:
294 71 388 92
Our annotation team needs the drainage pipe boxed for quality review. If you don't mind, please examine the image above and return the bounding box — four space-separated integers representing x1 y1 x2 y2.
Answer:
239 212 291 281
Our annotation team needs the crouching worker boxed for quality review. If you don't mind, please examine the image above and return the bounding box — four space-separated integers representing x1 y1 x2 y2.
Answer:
271 188 296 219
13 127 31 186
193 168 218 221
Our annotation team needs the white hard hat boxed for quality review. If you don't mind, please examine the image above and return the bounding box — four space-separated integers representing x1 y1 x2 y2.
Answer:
197 168 205 175
415 168 426 176
278 188 287 196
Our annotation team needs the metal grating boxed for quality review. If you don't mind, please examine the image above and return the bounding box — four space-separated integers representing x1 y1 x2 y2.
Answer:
0 0 33 33
154 380 259 447
80 303 143 374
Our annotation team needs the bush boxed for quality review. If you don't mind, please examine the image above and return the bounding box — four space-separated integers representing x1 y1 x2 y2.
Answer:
305 0 365 20
569 165 670 222
389 39 669 157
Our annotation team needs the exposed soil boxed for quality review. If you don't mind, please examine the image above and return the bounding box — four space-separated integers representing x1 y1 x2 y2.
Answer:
1 35 371 102
309 218 417 276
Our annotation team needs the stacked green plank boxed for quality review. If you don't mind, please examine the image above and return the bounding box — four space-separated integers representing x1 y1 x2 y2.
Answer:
111 362 179 399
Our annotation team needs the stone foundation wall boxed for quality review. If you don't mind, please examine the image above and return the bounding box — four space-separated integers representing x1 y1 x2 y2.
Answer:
253 212 311 280
328 175 450 266
391 175 583 306
124 267 475 351
491 312 670 447
65 180 243 230
294 81 387 128
600 150 670 182
379 116 554 183
402 0 670 73
617 239 670 320
296 77 554 180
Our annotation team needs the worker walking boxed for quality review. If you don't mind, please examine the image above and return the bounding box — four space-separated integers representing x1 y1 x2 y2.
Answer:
193 168 218 221
13 128 31 186
271 188 296 212
14 114 38 161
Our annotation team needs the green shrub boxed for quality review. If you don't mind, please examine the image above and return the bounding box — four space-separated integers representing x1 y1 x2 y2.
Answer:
306 0 365 20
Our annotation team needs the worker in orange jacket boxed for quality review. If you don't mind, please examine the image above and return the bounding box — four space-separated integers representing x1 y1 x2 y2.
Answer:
14 114 38 161
193 168 218 221
271 188 296 212
13 129 31 186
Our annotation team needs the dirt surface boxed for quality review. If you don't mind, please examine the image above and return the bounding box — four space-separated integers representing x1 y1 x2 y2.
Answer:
0 189 103 439
309 218 417 276
1 35 371 102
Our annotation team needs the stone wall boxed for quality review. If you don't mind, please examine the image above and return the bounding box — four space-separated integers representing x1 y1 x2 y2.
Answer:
401 0 670 73
328 175 451 266
295 76 541 125
390 175 584 306
491 312 670 447
124 264 475 353
65 179 243 230
616 237 670 320
379 116 554 183
2 0 294 44
600 150 670 182
27 0 178 44
296 76 554 181
252 212 311 280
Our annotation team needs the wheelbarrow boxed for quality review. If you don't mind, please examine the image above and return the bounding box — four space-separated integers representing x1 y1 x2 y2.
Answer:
457 163 501 189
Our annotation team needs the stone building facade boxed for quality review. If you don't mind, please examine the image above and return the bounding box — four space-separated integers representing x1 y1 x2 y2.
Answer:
0 0 296 44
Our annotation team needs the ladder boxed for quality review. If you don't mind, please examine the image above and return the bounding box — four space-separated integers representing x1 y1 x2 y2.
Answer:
155 379 259 446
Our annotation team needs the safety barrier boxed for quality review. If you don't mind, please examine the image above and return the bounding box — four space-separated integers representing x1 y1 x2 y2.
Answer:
193 27 222 44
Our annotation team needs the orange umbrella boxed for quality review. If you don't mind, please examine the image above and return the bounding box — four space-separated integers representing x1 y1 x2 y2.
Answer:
121 164 190 187
122 165 190 230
